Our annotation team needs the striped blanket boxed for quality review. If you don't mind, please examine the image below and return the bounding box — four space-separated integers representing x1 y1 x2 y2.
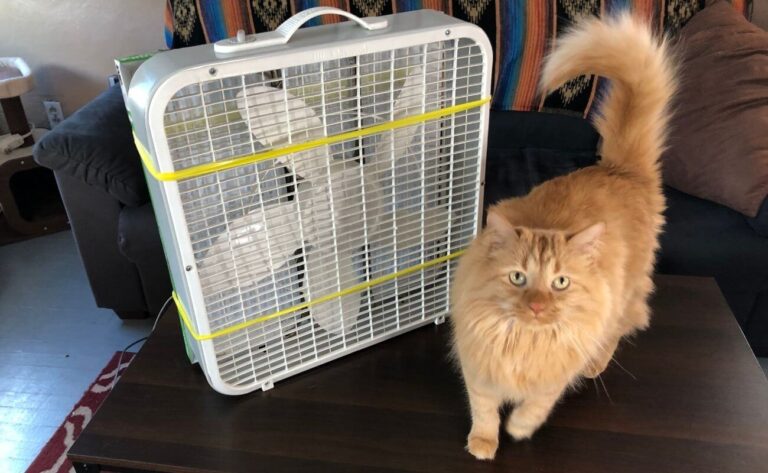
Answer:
163 0 751 115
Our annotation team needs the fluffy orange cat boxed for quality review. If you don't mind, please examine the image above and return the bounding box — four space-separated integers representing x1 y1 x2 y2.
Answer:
451 13 676 460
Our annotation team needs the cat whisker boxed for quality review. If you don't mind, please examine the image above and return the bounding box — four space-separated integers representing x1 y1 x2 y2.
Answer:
608 358 637 380
581 335 635 378
560 322 625 374
577 330 638 381
560 326 615 404
557 324 596 372
597 374 614 404
557 321 595 359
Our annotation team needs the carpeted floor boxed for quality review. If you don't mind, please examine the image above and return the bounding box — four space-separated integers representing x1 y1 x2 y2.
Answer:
25 352 134 473
0 231 152 473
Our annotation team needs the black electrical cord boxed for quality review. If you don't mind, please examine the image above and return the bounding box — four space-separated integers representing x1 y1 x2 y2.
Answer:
115 295 173 381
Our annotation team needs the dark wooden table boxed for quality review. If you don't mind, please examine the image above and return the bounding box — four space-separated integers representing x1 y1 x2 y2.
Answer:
69 276 768 473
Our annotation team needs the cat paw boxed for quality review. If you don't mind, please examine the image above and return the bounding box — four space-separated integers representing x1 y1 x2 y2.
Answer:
466 435 498 460
505 419 535 441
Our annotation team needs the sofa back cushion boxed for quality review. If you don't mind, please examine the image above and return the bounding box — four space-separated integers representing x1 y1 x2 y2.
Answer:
484 110 599 207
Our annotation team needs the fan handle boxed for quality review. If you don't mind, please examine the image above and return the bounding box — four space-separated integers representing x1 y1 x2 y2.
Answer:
214 7 389 55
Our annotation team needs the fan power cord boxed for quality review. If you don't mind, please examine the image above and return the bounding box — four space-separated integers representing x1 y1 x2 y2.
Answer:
115 295 173 381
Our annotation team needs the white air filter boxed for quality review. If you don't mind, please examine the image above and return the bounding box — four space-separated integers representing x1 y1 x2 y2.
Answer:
127 7 491 394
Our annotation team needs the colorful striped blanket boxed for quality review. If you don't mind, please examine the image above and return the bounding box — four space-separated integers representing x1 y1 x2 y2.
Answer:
164 0 751 114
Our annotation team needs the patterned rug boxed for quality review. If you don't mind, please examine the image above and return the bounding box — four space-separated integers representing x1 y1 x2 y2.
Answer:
25 352 135 473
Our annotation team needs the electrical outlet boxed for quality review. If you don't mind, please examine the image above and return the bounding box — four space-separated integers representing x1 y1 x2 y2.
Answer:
107 74 120 87
43 100 64 129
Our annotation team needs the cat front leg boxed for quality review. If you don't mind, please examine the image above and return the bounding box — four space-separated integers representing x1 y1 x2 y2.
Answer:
505 389 563 440
465 384 501 460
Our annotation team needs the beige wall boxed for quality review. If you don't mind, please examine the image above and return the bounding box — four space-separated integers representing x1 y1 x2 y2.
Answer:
0 0 166 130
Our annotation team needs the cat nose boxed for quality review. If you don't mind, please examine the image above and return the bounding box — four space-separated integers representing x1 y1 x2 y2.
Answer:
528 302 546 314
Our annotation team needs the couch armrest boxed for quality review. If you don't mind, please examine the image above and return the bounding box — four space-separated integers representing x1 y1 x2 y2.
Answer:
54 171 150 314
33 85 149 206
118 204 172 315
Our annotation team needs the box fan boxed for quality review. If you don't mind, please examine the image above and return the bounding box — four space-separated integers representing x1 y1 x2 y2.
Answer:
127 7 491 394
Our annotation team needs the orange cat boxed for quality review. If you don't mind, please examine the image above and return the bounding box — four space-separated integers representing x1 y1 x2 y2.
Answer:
451 13 676 460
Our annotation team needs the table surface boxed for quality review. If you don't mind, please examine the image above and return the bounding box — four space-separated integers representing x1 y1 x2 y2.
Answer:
69 276 768 473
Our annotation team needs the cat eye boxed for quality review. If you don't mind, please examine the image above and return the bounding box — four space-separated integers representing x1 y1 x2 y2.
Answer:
552 276 571 291
508 271 527 287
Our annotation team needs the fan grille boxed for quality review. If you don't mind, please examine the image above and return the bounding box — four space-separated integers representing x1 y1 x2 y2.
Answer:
161 38 486 389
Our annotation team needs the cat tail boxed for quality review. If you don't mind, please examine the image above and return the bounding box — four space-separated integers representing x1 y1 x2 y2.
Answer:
539 13 676 180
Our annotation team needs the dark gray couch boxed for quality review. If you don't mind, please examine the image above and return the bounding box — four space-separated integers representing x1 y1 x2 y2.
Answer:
33 86 170 318
33 85 768 356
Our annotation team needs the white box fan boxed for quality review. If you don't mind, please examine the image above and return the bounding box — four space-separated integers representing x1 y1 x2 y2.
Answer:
127 7 491 394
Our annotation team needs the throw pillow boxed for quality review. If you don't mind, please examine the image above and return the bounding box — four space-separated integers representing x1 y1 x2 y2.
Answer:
662 0 768 217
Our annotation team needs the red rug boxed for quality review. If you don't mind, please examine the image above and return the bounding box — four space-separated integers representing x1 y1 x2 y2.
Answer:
25 352 135 473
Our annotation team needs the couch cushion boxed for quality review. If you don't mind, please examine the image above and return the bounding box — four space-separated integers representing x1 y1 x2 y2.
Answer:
485 148 599 205
657 186 768 278
33 85 149 207
657 186 768 327
117 203 164 264
484 110 599 206
747 196 768 237
662 1 768 217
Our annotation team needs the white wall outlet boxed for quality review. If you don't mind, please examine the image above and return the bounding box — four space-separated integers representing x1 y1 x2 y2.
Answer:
43 100 64 129
107 74 120 87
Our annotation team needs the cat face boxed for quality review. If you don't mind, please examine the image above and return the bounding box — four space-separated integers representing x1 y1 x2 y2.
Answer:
483 211 604 327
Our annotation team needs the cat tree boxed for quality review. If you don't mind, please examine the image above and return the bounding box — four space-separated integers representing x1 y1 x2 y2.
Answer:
0 57 67 240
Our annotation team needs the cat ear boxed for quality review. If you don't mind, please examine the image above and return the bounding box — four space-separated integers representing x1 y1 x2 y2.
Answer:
567 222 605 257
486 209 516 235
486 209 519 249
486 207 520 236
